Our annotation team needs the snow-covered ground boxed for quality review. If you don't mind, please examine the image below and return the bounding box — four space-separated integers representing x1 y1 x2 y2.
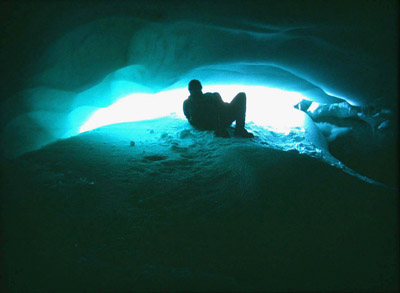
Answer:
1 117 398 291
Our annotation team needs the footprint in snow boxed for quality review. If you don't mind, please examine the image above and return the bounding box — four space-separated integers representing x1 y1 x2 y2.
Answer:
143 155 168 161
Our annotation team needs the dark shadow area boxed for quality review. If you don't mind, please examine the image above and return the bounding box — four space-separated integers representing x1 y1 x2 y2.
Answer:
294 100 399 187
0 123 398 292
326 117 398 188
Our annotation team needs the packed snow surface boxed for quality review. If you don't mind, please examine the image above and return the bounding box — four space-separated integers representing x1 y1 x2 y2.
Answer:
1 117 398 291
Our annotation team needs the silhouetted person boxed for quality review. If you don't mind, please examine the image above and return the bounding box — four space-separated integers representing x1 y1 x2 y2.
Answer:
183 80 254 138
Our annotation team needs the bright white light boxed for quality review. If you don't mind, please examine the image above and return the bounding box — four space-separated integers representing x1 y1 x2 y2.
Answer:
79 85 309 133
79 89 187 133
307 102 320 113
205 85 307 133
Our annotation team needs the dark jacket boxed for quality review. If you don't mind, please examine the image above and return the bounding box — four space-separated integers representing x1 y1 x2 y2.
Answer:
183 92 226 130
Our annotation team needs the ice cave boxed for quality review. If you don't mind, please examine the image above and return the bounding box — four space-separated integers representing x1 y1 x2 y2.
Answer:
0 1 398 291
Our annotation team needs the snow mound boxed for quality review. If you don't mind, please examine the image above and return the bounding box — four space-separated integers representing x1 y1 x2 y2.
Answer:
1 116 397 292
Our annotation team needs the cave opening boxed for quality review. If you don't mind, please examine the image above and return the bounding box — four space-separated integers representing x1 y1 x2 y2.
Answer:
79 84 309 134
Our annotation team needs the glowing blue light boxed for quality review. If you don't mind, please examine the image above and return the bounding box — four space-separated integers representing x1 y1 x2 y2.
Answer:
79 85 309 134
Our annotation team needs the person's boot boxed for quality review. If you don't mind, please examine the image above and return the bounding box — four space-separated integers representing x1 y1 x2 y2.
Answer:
234 127 254 138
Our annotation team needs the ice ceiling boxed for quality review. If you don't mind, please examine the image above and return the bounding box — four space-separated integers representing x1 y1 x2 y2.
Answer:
0 0 398 159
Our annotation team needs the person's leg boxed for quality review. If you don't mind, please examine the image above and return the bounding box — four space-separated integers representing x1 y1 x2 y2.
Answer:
214 105 232 138
228 92 254 138
228 92 246 130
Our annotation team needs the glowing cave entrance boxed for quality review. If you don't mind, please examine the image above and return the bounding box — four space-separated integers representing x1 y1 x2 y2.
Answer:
79 85 309 134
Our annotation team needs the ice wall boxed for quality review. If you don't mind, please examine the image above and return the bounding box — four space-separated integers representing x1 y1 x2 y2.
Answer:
0 1 397 159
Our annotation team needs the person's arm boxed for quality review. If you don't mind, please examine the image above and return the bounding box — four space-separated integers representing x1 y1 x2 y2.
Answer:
212 92 224 104
183 99 193 123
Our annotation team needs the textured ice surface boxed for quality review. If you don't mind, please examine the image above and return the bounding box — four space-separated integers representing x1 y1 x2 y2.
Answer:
1 3 397 159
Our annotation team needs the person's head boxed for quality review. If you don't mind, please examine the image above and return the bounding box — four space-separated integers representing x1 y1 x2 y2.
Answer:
188 79 202 95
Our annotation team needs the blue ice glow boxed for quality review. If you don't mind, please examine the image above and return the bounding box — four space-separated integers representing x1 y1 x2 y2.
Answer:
79 85 309 133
